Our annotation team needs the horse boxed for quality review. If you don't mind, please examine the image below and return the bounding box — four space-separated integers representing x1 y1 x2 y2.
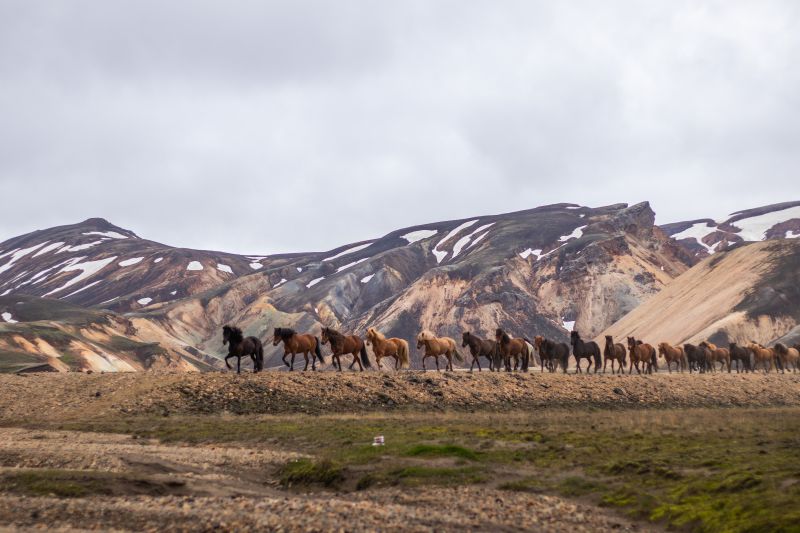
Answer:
773 343 800 373
748 342 775 373
657 342 686 373
728 342 752 373
602 335 627 374
495 328 532 372
539 337 570 373
366 327 410 370
417 330 463 371
570 331 601 373
320 327 371 372
683 343 709 373
700 341 731 373
627 337 656 374
273 327 325 371
461 332 497 371
222 325 264 374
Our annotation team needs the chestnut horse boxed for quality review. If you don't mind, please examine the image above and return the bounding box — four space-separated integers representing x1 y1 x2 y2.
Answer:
570 331 601 373
728 342 752 373
461 331 497 371
273 327 324 371
748 342 775 373
320 327 370 371
366 327 410 370
773 343 799 373
627 337 656 374
495 328 531 372
603 335 627 374
699 341 731 373
417 330 463 371
657 342 686 373
222 325 263 374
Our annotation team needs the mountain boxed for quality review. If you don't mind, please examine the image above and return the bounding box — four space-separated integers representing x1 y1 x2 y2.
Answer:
598 238 800 349
660 201 800 258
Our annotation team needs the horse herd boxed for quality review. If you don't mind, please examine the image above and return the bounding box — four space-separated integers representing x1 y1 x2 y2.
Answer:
221 325 800 375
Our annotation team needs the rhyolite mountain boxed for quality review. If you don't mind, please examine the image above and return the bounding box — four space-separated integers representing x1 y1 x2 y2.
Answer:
1 200 797 372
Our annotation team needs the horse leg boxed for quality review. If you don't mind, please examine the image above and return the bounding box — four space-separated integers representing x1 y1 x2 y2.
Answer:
475 354 482 372
237 356 241 374
435 355 440 372
290 353 296 371
283 352 290 369
302 353 309 371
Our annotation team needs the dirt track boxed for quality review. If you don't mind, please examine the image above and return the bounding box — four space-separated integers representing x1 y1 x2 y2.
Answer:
1 371 799 422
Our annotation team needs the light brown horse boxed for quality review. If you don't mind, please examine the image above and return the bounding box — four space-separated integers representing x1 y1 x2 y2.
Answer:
495 328 531 372
417 330 463 371
657 342 686 373
773 343 799 373
748 342 775 373
320 327 371 372
627 337 656 374
273 327 324 371
603 335 627 374
699 341 731 373
366 327 410 370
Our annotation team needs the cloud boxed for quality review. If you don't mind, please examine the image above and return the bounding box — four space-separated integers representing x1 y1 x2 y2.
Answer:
1 1 799 253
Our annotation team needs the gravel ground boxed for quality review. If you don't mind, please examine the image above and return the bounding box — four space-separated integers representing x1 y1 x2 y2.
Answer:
0 371 798 422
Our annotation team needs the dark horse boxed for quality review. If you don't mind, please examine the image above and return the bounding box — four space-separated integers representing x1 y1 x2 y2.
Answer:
683 343 708 373
461 331 497 371
222 325 263 374
570 331 601 373
273 327 325 371
494 328 531 372
728 342 752 373
320 327 370 371
539 337 570 373
603 335 627 374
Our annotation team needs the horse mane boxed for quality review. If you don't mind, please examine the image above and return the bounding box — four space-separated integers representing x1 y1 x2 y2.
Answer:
276 327 296 340
418 330 435 341
368 327 385 340
224 325 244 344
324 327 344 341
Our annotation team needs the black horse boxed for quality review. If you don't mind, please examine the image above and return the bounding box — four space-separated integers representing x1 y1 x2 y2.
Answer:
222 325 264 374
461 331 497 371
683 343 708 374
540 338 570 373
570 331 602 374
728 342 752 373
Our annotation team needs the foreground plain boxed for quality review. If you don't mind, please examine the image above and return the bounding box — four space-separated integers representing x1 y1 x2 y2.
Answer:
1 372 799 531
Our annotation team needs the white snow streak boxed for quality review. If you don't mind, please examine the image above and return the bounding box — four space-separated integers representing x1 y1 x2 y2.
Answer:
44 256 118 296
249 262 262 270
1 312 17 323
62 280 102 298
323 242 373 261
186 261 204 271
306 277 324 288
154 257 163 263
56 240 105 253
274 278 288 287
360 274 375 284
562 320 575 331
519 248 543 260
336 257 369 272
33 242 65 257
401 229 438 244
432 220 479 263
730 206 800 241
0 242 49 275
558 225 587 243
671 222 719 253
452 223 494 258
118 257 144 267
137 297 153 305
217 263 233 274
82 231 128 239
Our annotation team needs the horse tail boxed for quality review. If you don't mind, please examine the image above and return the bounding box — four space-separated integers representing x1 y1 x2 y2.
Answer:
593 345 602 368
360 342 371 368
398 340 410 369
453 342 464 363
314 336 325 364
524 339 537 368
650 346 658 371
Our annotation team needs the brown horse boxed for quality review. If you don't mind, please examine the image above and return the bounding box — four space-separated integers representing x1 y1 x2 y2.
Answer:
273 327 324 371
699 341 731 373
603 335 627 374
728 342 752 373
773 343 799 373
366 327 410 370
222 325 264 374
417 330 463 371
320 327 371 372
461 331 497 371
627 337 656 374
495 328 531 372
748 342 775 373
657 342 686 373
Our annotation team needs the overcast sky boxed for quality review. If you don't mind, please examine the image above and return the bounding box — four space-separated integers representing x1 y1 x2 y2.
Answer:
1 1 798 254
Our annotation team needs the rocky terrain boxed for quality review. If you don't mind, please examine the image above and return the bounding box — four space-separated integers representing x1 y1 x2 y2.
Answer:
2 199 799 372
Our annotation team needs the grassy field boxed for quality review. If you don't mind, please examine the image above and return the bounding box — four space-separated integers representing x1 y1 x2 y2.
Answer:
42 406 800 532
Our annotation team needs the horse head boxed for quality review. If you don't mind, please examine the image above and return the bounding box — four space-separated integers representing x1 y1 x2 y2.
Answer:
461 331 471 348
272 327 284 346
320 327 330 345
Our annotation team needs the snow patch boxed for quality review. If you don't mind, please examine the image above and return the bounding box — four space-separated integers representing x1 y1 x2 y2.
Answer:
170 290 177 295
82 231 128 239
0 242 49 275
452 223 494 258
62 280 103 298
323 242 373 261
558 225 587 243
562 319 575 331
671 222 719 253
33 242 65 257
360 274 375 284
154 257 163 263
249 262 262 270
118 257 144 267
786 230 800 239
274 278 288 287
1 312 17 323
297 267 303 272
186 261 204 271
44 256 118 296
519 248 543 260
431 220 479 263
306 277 324 288
217 263 233 274
137 297 152 305
336 257 369 272
56 240 105 253
730 206 800 241
401 229 438 244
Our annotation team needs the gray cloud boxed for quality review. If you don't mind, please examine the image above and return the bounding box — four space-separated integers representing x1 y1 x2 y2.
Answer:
1 1 799 253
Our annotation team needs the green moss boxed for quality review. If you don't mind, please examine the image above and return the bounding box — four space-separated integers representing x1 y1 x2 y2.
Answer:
404 444 479 461
278 459 343 488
